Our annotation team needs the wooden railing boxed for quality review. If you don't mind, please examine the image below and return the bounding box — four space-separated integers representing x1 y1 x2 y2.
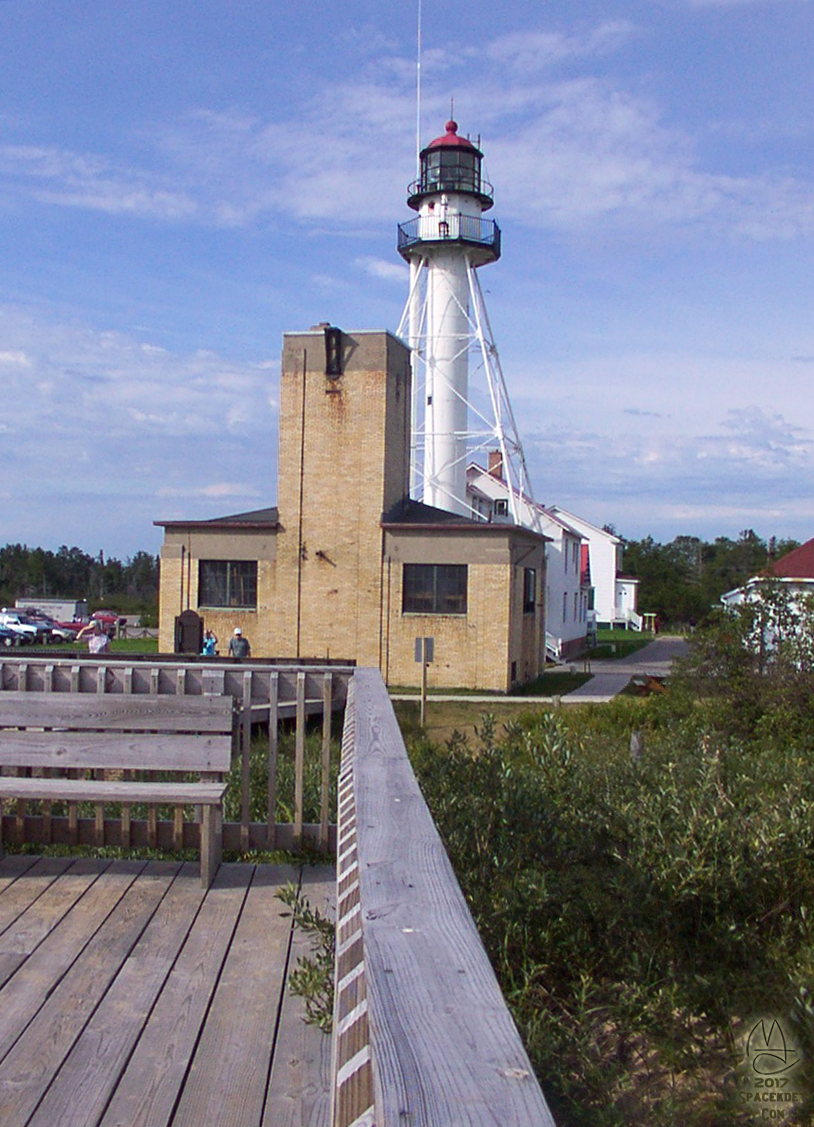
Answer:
333 668 557 1127
0 655 353 854
1 657 558 1121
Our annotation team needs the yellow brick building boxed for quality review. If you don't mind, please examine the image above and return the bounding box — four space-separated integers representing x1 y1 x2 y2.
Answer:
156 327 547 691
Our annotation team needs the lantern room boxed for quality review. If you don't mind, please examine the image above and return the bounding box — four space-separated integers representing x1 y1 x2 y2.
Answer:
406 120 494 211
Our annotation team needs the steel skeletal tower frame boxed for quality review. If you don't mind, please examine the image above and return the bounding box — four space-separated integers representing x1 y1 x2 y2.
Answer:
396 120 539 529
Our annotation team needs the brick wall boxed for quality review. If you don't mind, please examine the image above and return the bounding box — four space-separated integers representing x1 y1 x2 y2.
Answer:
275 330 411 663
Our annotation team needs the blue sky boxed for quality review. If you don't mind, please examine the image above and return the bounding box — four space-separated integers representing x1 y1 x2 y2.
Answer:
1 0 813 558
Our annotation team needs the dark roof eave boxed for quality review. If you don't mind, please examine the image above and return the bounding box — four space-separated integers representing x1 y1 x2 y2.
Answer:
155 518 279 531
381 519 549 543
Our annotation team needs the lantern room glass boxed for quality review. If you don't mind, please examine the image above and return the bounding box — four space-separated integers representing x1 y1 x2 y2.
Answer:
422 149 481 195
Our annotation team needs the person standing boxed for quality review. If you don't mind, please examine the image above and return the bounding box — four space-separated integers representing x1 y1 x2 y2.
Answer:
76 620 110 654
228 627 250 659
201 629 218 656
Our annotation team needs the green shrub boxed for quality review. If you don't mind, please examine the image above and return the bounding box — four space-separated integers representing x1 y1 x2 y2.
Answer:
407 699 814 1126
223 722 340 826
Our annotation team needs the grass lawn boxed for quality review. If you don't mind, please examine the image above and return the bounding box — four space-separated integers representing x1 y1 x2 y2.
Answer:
19 636 159 655
589 628 654 659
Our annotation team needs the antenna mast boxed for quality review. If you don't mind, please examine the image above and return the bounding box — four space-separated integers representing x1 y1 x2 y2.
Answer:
415 0 422 176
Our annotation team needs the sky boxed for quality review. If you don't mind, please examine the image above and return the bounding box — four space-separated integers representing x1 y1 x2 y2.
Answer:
1 0 814 559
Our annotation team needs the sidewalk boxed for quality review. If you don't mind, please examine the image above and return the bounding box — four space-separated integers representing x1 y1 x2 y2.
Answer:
389 636 691 707
562 635 690 702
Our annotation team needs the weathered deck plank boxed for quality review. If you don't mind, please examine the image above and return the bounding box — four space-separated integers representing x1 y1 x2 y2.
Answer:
0 857 107 988
0 857 333 1127
0 853 41 894
263 866 334 1127
0 860 146 1065
26 863 207 1127
0 856 75 934
172 864 298 1127
0 861 177 1124
98 864 253 1127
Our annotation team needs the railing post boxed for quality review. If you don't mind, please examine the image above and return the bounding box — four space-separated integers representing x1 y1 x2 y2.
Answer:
320 672 332 850
267 671 279 849
294 671 306 849
240 670 252 852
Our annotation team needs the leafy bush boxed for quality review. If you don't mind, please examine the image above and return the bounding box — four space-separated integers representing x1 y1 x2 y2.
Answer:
408 692 814 1126
223 722 340 826
276 881 335 1031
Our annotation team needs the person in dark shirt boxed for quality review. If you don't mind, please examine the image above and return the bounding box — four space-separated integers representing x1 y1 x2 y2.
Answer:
228 627 251 659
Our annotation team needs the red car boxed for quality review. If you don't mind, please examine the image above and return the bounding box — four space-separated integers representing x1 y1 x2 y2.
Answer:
58 611 124 640
90 610 126 630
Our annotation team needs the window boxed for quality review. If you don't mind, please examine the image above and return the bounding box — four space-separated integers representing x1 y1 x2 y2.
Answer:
423 148 480 194
494 499 509 518
403 564 467 615
523 568 536 614
199 560 258 609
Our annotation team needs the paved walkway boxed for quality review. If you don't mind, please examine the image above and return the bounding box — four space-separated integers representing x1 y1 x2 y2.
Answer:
562 635 690 702
390 636 691 706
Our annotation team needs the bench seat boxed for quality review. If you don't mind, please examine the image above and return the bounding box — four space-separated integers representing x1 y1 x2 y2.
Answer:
0 778 226 806
0 691 236 888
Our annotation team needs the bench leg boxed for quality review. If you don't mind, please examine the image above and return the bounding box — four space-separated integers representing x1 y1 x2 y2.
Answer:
200 804 222 890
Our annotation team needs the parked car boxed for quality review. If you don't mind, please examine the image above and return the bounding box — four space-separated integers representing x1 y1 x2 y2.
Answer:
0 625 19 648
20 611 78 643
0 610 41 644
90 610 125 638
92 610 126 628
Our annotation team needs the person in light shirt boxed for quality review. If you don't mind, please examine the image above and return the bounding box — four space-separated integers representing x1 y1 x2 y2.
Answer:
76 620 110 654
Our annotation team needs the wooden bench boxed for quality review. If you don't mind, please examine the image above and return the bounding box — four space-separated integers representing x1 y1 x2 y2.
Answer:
0 692 236 888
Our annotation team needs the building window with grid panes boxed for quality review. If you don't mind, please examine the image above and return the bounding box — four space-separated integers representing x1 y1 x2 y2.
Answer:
199 560 258 609
402 564 467 615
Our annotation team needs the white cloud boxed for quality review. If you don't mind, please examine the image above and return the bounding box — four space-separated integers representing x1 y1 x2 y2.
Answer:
1 22 812 245
0 349 30 366
524 404 813 534
0 305 275 511
0 144 198 221
485 22 638 72
355 256 407 283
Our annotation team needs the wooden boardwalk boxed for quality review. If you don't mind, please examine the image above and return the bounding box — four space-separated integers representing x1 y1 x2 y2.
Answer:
0 855 333 1127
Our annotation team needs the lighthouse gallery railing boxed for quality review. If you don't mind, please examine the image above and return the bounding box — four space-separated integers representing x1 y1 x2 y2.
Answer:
397 213 501 256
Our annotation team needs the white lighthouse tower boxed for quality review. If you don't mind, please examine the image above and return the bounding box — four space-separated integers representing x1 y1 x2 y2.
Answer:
397 120 537 524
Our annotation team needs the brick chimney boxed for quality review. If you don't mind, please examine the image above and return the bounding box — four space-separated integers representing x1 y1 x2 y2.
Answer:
487 450 504 479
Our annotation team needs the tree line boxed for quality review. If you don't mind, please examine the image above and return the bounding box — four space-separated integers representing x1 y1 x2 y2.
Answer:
622 529 801 626
0 544 159 617
0 528 803 628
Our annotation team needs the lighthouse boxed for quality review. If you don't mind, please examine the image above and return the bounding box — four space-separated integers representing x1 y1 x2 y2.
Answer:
397 121 537 524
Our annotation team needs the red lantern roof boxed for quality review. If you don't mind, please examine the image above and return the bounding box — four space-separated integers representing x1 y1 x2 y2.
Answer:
426 120 478 151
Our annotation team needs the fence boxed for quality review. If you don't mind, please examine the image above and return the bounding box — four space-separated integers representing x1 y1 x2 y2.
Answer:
0 655 353 854
333 668 557 1127
0 656 558 1122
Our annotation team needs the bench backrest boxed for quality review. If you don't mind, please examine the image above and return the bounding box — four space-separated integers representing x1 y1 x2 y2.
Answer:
0 693 235 774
